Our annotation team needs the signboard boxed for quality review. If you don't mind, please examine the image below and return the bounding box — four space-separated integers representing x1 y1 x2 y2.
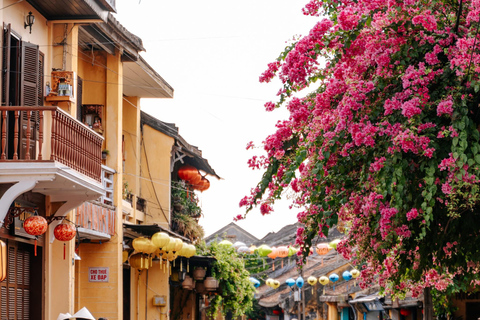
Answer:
88 267 109 282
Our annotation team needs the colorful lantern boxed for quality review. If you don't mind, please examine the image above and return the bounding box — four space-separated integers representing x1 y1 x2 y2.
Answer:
319 276 329 285
277 246 289 258
286 278 295 288
351 269 360 278
23 215 47 256
272 280 280 289
267 247 278 259
218 240 233 248
329 239 341 250
266 278 274 287
132 237 151 253
400 309 411 316
307 276 317 286
151 232 170 249
173 238 184 253
54 223 77 260
233 241 246 250
257 244 272 257
288 246 298 257
296 276 304 288
329 273 339 291
249 277 261 288
249 245 257 254
342 270 352 281
237 246 250 254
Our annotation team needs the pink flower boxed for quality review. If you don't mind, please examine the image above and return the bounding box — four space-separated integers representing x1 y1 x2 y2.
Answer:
406 208 419 221
412 11 437 31
337 7 359 31
437 97 454 117
441 182 453 194
264 101 276 112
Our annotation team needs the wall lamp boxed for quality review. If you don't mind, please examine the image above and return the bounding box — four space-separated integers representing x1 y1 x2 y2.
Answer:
24 12 35 34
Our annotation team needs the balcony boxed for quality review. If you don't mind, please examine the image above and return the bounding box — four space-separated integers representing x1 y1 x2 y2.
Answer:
0 106 105 227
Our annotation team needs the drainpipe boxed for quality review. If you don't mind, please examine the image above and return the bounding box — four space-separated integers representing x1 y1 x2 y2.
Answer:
146 269 149 320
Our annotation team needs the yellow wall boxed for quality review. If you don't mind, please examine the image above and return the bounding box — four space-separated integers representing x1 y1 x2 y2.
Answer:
140 125 174 226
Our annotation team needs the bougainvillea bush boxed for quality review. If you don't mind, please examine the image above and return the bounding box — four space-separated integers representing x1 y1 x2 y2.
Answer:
240 0 480 300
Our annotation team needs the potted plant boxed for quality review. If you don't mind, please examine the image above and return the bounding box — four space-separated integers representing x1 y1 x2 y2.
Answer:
101 149 109 159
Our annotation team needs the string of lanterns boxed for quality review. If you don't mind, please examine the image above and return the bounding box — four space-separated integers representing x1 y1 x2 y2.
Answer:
249 268 360 294
177 165 210 192
127 232 196 272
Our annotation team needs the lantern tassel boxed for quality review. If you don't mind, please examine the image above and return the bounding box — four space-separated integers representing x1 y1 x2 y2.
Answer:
281 260 284 269
64 243 66 260
34 239 37 256
272 261 275 271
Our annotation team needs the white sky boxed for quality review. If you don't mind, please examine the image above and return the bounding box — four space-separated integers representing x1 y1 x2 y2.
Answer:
115 0 318 239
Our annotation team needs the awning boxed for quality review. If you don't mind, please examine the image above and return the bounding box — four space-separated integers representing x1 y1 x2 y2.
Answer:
123 223 190 242
123 57 174 98
319 294 350 303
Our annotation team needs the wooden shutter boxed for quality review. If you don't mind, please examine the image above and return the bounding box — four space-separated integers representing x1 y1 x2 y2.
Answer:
0 241 32 320
2 23 11 107
19 41 40 159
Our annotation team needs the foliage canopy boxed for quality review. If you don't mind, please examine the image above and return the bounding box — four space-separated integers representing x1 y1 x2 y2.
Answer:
241 0 480 298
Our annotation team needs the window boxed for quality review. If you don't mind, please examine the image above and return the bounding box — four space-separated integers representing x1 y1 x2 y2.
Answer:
1 24 44 159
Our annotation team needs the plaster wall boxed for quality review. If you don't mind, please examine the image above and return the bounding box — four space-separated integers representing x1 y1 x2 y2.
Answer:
140 125 174 226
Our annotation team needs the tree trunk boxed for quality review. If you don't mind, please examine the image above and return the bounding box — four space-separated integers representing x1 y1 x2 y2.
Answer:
424 287 434 320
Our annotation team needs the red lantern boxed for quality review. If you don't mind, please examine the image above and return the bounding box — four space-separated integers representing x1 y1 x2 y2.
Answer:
400 309 411 316
194 177 210 192
54 223 76 260
54 223 76 241
23 215 48 256
272 310 280 315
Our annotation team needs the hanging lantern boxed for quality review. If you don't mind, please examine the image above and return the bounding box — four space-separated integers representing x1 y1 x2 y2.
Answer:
233 241 246 250
152 232 170 250
249 277 261 288
164 238 177 253
129 252 150 270
400 309 411 316
249 245 257 254
23 215 47 256
296 276 304 288
329 239 341 250
268 247 278 259
193 177 210 192
122 250 129 263
132 237 151 253
237 246 250 254
177 165 197 181
351 269 360 278
316 243 331 266
0 240 6 282
288 246 298 257
319 276 329 285
54 223 76 260
266 278 274 287
319 276 329 294
272 280 280 289
286 278 295 288
307 276 317 286
329 273 339 291
257 244 272 257
173 238 184 253
342 270 352 281
351 268 360 287
218 240 233 248
277 246 289 258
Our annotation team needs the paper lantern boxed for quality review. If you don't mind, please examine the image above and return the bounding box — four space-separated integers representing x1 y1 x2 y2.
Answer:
277 246 289 258
351 269 360 278
152 232 170 249
266 278 274 287
233 241 246 249
268 247 278 259
173 238 184 253
272 280 280 289
249 245 257 254
329 239 341 250
319 276 329 285
164 238 177 253
24 215 47 236
219 240 233 248
54 223 77 260
185 244 196 258
237 246 250 254
342 270 352 281
129 253 150 270
316 243 330 255
286 278 295 288
23 215 48 256
54 223 76 241
400 309 411 316
249 277 260 288
329 273 339 283
307 276 317 286
132 237 151 253
122 250 129 263
257 244 272 257
296 276 304 288
288 246 298 257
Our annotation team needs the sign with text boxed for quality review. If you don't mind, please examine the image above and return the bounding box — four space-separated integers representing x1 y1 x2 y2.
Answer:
88 267 109 282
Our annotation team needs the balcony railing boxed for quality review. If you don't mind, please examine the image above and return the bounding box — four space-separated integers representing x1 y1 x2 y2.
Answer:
0 106 104 181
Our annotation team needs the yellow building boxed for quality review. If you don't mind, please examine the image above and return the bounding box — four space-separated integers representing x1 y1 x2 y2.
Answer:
0 1 217 320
